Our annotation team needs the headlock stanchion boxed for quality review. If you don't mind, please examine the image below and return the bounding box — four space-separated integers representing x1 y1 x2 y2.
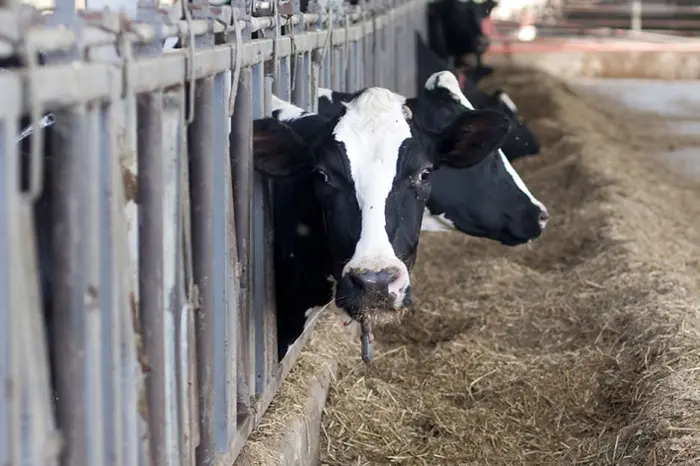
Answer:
0 0 429 463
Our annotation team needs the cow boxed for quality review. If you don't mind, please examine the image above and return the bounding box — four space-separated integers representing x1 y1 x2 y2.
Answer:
415 30 541 162
427 0 498 82
314 71 548 246
253 87 512 359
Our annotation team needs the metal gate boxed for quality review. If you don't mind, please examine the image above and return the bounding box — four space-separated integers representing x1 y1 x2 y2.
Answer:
0 0 427 464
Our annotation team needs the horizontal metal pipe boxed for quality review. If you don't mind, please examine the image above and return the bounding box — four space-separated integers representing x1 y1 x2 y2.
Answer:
0 1 418 59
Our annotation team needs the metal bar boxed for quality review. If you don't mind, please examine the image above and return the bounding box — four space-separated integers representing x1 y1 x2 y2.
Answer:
230 67 253 418
0 114 21 466
210 70 234 452
176 83 198 466
251 76 276 397
99 97 123 466
137 91 170 466
222 92 239 460
632 0 642 32
188 76 216 466
161 91 184 465
17 195 59 466
85 101 106 466
50 106 90 466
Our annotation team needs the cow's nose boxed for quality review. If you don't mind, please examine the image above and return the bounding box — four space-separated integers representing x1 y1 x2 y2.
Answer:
539 208 550 230
348 267 401 293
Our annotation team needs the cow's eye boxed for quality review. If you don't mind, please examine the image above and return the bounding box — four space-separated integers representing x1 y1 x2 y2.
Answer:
418 167 433 183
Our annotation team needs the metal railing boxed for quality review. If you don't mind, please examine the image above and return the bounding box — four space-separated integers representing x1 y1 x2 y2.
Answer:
0 0 426 464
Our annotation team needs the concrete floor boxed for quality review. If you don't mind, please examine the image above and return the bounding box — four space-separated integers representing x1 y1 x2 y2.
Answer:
571 78 700 180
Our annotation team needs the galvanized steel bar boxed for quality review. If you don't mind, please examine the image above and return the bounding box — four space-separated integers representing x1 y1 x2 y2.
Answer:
188 75 217 465
50 107 90 466
0 112 22 466
137 90 171 466
230 67 254 419
98 98 123 466
84 101 106 466
251 76 277 397
210 70 235 452
176 84 198 466
16 197 59 466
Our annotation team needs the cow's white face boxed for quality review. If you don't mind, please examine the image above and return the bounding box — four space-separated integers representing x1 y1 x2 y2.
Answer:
331 88 415 311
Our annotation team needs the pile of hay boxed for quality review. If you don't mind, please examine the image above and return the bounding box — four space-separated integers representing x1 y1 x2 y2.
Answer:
319 67 700 465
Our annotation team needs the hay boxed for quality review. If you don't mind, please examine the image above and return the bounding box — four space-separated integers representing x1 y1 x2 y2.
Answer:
320 67 700 465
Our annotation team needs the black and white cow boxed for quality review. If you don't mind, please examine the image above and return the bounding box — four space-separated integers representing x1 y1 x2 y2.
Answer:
427 0 498 80
315 71 548 246
253 88 512 358
415 30 541 162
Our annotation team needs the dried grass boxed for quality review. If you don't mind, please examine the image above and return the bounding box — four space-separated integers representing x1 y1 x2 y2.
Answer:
318 67 700 466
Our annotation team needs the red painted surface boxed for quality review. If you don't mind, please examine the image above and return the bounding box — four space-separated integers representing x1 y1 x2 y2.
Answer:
486 39 700 54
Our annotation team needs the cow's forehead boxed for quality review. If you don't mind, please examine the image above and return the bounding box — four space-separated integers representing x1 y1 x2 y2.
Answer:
332 87 413 203
332 87 412 173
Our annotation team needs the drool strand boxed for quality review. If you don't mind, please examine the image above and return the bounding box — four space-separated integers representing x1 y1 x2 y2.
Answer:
360 319 373 363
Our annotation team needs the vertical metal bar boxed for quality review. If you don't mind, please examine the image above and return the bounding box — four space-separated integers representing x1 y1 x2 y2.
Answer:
161 91 184 465
176 83 197 466
209 71 234 452
373 14 381 86
222 98 239 460
17 191 59 466
322 51 330 88
108 102 142 466
278 57 291 102
187 76 216 465
50 107 89 466
251 77 277 398
1 115 21 466
99 96 122 466
311 51 321 113
85 102 106 466
631 0 642 32
231 67 254 419
137 91 169 466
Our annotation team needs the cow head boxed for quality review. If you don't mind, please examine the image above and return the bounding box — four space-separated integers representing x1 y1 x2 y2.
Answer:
254 88 510 323
489 89 541 161
419 70 549 245
429 0 493 60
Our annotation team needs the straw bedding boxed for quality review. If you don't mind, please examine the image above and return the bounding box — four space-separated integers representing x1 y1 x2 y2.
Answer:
241 66 700 465
317 67 700 465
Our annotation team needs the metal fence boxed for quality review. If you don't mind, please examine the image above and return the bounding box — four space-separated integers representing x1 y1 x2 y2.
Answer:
0 0 426 464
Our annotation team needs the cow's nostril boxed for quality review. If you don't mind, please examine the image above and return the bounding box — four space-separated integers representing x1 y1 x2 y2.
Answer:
349 267 401 292
539 208 550 229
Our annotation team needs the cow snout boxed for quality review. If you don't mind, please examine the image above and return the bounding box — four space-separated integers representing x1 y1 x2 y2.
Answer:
335 264 411 317
349 267 401 293
539 208 550 230
514 203 550 242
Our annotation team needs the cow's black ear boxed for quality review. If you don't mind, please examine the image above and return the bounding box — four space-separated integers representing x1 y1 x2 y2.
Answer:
252 118 311 177
436 109 511 169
